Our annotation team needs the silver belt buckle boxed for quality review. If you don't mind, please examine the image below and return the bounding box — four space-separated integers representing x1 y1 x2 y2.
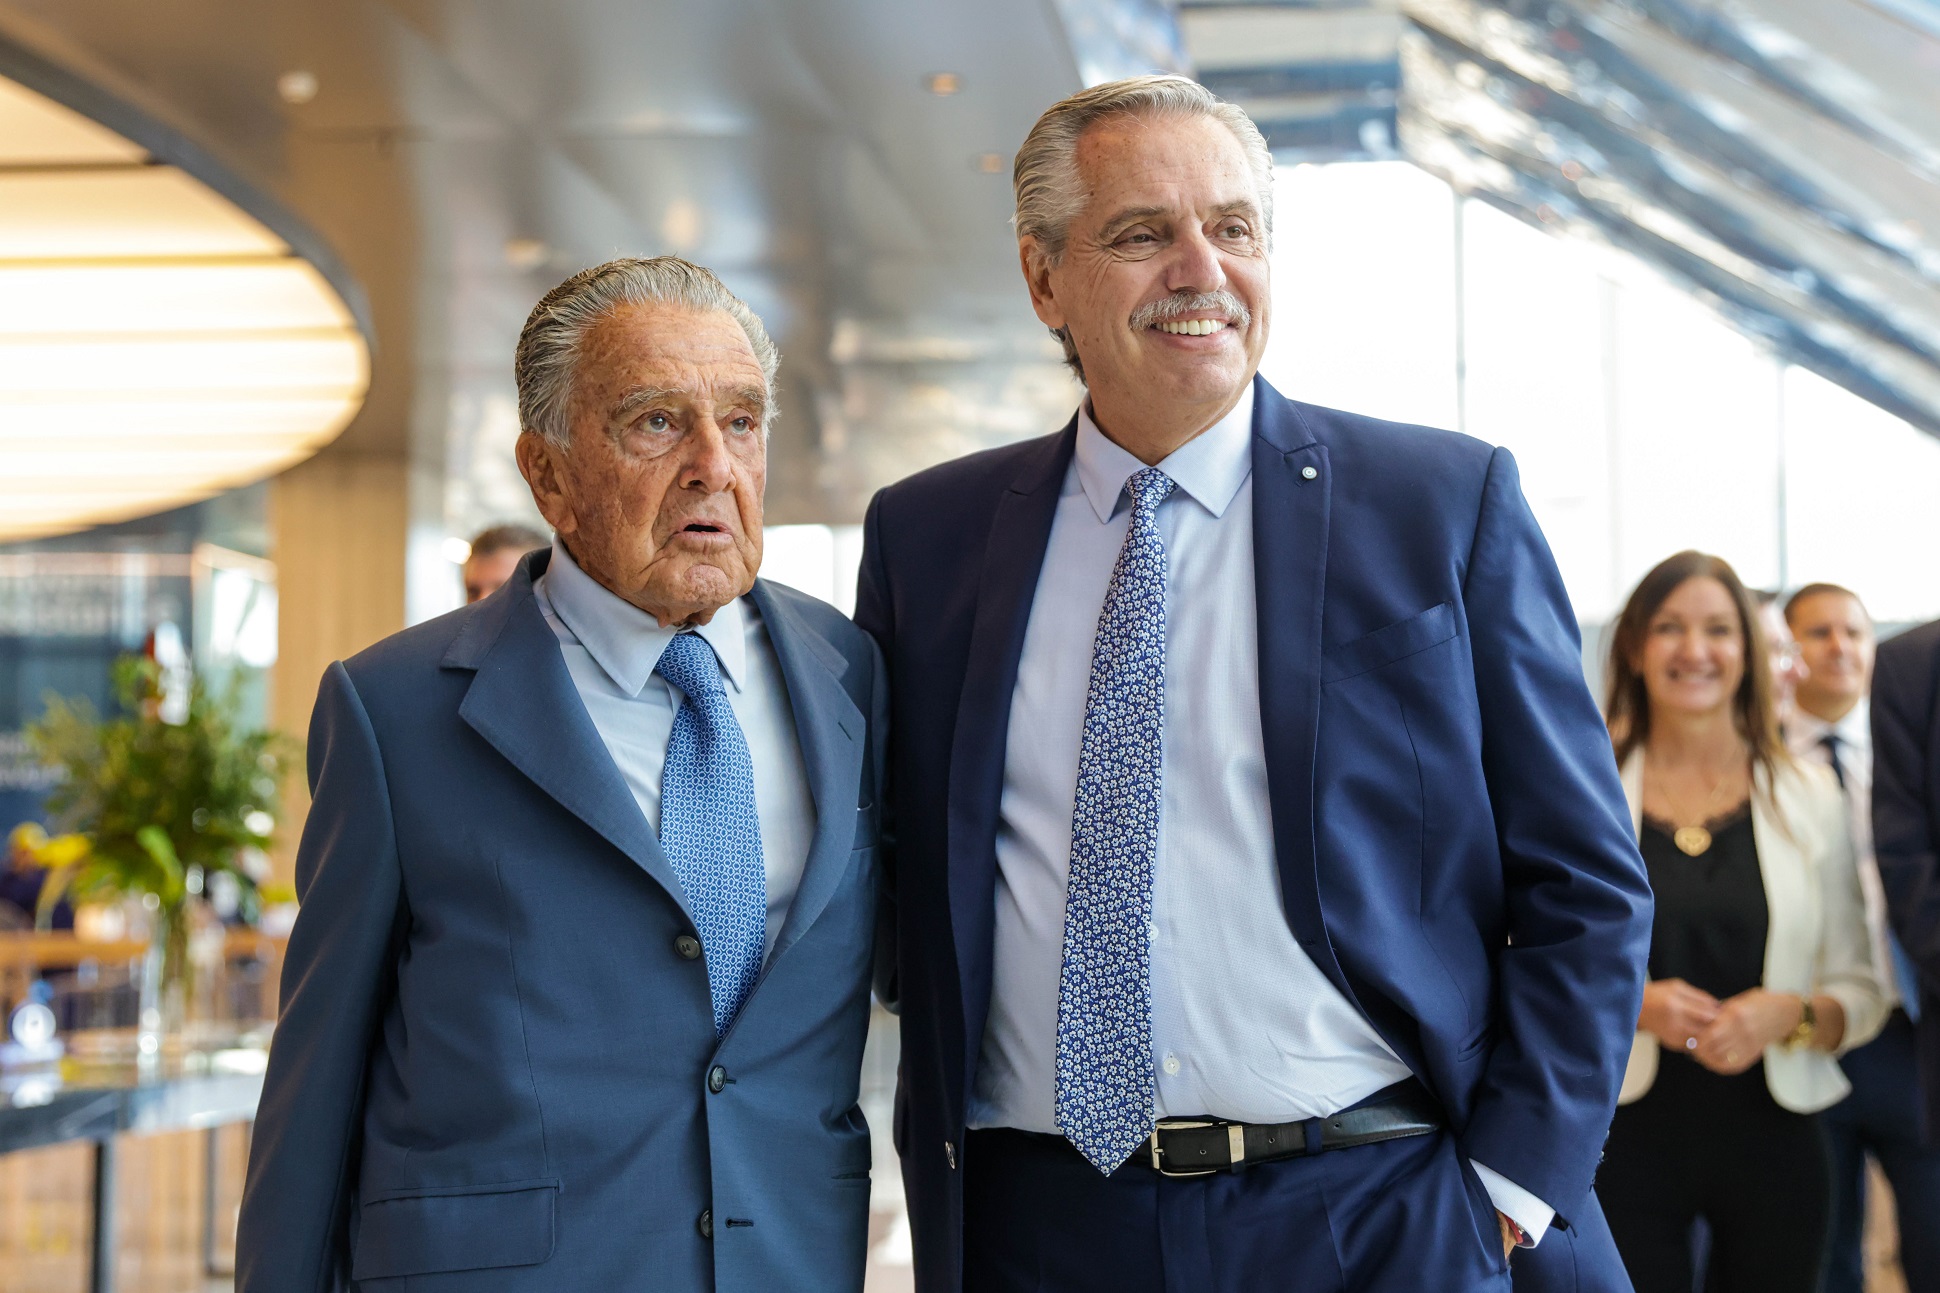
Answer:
1149 1118 1242 1178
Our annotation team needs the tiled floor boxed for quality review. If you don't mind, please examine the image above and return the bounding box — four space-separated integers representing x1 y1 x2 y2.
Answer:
0 1124 248 1293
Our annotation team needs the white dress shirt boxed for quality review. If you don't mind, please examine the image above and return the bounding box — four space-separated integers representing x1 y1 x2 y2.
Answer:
1789 699 1899 1006
533 539 816 955
967 389 1550 1241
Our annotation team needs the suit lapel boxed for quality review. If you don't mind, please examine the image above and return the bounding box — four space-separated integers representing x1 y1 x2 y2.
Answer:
450 554 691 918
947 421 1076 1082
752 580 866 966
1250 381 1357 999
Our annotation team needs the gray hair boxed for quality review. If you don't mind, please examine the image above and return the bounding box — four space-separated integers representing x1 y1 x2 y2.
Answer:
515 256 780 447
1013 76 1274 378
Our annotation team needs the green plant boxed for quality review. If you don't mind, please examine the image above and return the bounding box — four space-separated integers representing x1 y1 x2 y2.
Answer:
13 656 293 928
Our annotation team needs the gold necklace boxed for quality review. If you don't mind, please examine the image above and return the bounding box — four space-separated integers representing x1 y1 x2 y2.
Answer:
1649 764 1735 857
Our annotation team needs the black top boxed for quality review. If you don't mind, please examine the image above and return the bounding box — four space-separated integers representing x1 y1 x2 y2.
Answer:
1641 803 1767 1002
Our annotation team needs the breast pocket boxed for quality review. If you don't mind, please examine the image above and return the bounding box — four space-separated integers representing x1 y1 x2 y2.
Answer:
351 1178 559 1281
1322 602 1458 685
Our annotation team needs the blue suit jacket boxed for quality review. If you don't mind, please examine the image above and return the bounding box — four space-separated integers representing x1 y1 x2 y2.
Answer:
855 378 1652 1293
238 550 889 1292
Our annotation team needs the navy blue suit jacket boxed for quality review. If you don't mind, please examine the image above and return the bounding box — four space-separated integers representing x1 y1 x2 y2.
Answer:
855 378 1652 1292
238 551 888 1292
1874 618 1940 1141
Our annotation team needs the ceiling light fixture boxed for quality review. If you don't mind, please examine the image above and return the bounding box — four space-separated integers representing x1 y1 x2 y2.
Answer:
276 70 319 105
927 72 962 96
0 73 368 542
503 237 550 270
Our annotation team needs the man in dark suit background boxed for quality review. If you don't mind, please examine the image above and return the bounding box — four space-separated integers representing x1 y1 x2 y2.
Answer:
856 76 1651 1293
238 257 887 1292
1785 587 1940 1293
462 522 548 603
1875 619 1940 1148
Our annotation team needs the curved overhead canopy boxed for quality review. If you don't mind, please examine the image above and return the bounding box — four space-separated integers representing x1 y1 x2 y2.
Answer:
1398 0 1940 442
0 71 368 541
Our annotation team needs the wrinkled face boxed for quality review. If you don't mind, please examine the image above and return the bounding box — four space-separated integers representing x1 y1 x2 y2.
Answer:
462 547 524 604
1789 591 1874 714
517 303 767 626
1025 112 1270 411
1638 577 1747 720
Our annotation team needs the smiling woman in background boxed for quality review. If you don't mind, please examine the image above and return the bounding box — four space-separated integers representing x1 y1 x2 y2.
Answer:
1596 550 1887 1293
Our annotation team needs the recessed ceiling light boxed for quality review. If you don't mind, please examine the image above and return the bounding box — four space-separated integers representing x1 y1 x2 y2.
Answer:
503 237 549 270
276 70 319 105
927 72 962 96
661 199 702 253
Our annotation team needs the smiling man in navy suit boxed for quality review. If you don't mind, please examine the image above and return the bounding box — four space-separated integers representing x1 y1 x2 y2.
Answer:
855 78 1651 1292
238 257 887 1292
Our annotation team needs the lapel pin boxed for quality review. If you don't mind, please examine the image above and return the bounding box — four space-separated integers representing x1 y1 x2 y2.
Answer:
1301 465 1319 481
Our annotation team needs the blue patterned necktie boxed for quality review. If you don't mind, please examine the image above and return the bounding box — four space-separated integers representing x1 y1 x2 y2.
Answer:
1056 465 1175 1173
655 631 767 1035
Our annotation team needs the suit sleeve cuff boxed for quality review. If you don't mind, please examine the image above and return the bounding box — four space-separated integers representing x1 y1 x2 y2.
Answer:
1470 1160 1555 1247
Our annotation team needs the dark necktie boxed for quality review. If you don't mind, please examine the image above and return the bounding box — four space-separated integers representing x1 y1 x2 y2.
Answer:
1820 732 1847 790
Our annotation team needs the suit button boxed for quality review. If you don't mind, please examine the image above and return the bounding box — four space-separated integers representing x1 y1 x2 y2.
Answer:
674 934 702 960
708 1065 728 1094
698 1208 712 1239
1301 465 1319 480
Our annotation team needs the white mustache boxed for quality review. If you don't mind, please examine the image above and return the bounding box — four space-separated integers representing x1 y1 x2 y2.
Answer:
1129 291 1251 330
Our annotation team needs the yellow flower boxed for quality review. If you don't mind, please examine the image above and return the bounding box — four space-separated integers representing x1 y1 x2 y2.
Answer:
8 822 92 869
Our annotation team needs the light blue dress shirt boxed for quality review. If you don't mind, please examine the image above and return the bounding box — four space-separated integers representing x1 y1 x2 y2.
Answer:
969 388 1552 1243
533 539 815 956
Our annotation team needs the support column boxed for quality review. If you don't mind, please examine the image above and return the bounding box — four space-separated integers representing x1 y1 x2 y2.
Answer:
267 447 412 881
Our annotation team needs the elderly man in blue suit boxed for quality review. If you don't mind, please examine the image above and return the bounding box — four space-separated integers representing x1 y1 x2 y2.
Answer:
855 77 1651 1292
238 257 887 1292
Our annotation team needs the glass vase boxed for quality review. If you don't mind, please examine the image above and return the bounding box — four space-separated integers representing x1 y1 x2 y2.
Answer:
136 895 191 1062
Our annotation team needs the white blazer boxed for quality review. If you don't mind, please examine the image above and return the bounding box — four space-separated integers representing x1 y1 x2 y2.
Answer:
1617 751 1887 1113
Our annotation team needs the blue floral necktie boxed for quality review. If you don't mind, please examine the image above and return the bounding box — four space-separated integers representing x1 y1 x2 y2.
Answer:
1056 466 1175 1172
655 631 766 1036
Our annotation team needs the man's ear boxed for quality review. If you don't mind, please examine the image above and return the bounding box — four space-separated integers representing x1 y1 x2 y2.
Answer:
516 430 577 538
1018 238 1065 331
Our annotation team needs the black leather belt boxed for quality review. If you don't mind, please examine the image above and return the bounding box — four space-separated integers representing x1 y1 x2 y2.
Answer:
1143 1079 1443 1177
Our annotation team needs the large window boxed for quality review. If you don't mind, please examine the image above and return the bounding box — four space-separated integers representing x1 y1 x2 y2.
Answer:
1261 161 1940 626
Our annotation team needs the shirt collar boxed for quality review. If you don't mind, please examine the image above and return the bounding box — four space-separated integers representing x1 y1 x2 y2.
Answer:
1789 697 1870 751
1073 382 1255 524
538 538 747 696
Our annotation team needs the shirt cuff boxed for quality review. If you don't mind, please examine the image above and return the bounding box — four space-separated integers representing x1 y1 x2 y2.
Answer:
1469 1160 1554 1248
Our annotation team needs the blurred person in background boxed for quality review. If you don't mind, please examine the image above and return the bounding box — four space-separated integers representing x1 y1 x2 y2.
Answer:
238 257 888 1293
0 833 44 927
463 522 548 602
1874 620 1940 1179
1754 588 1809 732
858 75 1651 1293
1786 585 1940 1293
1599 552 1886 1293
